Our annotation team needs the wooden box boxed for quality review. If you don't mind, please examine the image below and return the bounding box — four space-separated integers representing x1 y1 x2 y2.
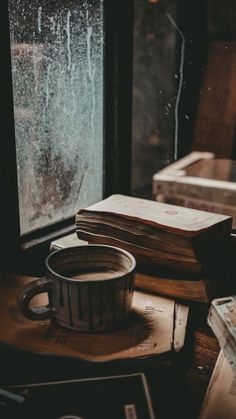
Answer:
153 151 236 228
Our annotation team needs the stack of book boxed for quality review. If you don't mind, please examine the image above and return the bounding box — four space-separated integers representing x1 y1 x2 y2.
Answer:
75 194 235 303
199 350 236 419
208 295 236 373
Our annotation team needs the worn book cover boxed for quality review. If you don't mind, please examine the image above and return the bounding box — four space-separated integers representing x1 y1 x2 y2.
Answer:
2 373 156 419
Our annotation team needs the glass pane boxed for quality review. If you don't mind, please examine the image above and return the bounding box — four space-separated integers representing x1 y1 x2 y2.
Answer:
9 0 104 235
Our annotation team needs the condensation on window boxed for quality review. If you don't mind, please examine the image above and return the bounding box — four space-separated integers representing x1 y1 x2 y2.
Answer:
9 0 104 235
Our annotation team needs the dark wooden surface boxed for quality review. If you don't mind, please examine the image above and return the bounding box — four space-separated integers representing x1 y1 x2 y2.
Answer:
183 303 220 418
0 302 220 419
145 301 221 419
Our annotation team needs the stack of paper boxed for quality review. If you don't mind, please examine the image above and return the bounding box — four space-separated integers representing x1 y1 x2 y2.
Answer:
207 295 236 373
199 350 236 419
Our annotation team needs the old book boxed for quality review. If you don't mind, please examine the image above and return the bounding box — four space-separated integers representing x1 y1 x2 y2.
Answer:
50 232 87 251
0 274 189 364
50 233 236 303
135 234 236 303
75 194 232 277
135 272 236 304
4 373 156 419
199 350 236 419
208 295 236 373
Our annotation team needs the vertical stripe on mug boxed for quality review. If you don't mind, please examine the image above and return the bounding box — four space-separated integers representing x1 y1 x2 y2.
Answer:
67 284 74 327
77 283 83 320
59 280 64 307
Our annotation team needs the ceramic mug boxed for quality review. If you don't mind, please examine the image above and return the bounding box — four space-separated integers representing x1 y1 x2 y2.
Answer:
18 245 136 332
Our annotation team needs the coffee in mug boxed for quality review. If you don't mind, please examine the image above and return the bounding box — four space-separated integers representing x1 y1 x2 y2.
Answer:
18 245 136 332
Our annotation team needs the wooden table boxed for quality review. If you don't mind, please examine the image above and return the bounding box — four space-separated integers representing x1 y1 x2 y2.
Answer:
180 303 220 418
0 295 220 419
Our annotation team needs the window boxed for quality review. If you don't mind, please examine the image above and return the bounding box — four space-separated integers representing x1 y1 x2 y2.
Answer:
4 0 235 257
2 0 133 256
9 0 104 235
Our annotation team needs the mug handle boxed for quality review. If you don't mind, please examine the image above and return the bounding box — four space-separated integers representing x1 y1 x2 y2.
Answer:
18 277 55 321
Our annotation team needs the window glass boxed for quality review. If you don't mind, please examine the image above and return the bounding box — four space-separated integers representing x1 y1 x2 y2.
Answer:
9 0 104 235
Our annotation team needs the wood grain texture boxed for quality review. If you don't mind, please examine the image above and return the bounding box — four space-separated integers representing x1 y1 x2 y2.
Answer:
192 42 236 158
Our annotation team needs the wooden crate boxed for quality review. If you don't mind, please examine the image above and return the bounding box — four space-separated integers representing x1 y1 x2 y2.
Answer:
153 151 236 228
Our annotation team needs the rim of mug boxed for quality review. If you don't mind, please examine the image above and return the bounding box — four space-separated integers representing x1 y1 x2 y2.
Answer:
45 244 136 283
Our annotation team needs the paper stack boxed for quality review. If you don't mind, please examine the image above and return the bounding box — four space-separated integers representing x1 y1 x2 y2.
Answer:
199 350 236 419
207 295 236 373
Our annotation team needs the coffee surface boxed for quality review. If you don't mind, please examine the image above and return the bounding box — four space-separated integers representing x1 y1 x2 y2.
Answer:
62 268 123 281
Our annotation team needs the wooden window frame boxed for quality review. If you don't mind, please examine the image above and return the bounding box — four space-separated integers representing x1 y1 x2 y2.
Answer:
1 0 134 273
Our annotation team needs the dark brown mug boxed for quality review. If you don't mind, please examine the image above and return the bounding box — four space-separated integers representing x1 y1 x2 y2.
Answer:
18 245 136 332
